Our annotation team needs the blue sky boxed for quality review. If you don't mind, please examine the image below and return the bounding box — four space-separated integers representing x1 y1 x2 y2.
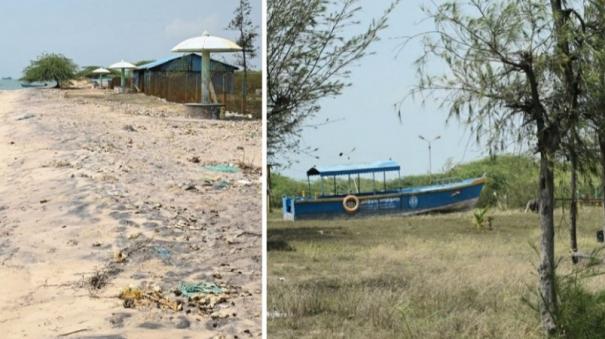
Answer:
0 0 261 77
277 0 526 178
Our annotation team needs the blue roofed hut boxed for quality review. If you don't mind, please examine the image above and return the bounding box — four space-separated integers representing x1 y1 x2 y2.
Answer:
133 53 238 103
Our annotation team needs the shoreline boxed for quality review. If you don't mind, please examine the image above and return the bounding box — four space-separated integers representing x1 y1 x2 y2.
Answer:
0 89 262 337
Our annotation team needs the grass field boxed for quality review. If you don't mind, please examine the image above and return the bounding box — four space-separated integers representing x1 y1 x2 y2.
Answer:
268 207 605 338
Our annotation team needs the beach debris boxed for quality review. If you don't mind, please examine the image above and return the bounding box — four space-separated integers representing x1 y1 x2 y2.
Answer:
128 232 142 240
45 159 72 168
237 161 261 175
175 315 191 329
155 246 171 261
15 113 35 121
178 281 223 297
92 242 102 247
204 163 239 173
57 328 90 337
183 183 198 191
39 199 49 204
188 156 201 163
213 179 231 190
108 312 132 328
114 249 128 263
119 287 143 308
237 179 252 186
119 286 182 311
122 124 137 132
88 270 111 290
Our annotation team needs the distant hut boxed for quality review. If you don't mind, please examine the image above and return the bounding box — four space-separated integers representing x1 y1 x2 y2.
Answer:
133 53 238 103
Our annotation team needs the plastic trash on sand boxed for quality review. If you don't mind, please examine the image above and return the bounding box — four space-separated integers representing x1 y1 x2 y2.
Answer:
213 179 231 190
155 246 171 261
178 281 223 297
204 164 239 173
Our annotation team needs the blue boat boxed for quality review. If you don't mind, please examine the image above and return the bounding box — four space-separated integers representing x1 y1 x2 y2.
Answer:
20 82 51 88
282 160 486 220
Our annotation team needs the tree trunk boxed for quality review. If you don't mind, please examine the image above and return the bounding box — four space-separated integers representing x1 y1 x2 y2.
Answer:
54 78 61 89
570 145 578 264
241 49 248 115
538 147 558 335
599 132 605 233
267 164 273 213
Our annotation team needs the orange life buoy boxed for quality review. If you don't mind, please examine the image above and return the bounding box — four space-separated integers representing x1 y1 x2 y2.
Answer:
342 195 360 214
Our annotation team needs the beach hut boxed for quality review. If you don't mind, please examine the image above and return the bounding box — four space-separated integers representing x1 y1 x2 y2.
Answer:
171 31 241 117
109 60 136 93
133 54 238 102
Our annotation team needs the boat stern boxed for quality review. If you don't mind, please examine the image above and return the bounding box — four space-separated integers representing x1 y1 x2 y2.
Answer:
282 196 296 221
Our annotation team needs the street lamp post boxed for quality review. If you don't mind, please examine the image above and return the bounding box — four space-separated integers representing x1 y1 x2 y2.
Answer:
418 135 441 181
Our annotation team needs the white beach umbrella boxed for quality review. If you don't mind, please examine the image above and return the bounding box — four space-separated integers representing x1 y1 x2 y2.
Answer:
92 68 110 88
171 31 241 104
109 60 136 93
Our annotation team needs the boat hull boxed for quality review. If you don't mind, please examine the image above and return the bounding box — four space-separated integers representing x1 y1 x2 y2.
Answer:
20 82 53 88
282 177 486 220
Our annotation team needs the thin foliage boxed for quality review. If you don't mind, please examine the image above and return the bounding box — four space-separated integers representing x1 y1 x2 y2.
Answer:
267 0 398 166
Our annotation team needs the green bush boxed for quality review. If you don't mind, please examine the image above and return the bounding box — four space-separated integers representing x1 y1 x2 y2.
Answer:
523 256 605 339
556 275 605 338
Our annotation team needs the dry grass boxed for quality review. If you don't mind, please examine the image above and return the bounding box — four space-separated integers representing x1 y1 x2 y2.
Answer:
268 207 605 338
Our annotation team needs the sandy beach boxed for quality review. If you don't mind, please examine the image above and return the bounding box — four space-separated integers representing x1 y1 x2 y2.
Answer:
0 89 261 338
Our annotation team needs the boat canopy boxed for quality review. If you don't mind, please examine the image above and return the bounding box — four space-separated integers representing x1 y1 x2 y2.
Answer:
306 160 400 177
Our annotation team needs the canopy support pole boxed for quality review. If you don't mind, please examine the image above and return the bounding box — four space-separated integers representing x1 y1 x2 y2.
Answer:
320 177 324 196
120 68 126 92
307 176 311 197
348 175 351 193
333 176 336 195
373 173 376 193
201 50 211 104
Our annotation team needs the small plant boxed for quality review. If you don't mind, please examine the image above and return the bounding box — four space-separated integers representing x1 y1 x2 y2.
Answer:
472 207 493 230
522 251 605 338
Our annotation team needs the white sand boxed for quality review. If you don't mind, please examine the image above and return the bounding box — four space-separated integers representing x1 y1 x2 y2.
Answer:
0 89 261 338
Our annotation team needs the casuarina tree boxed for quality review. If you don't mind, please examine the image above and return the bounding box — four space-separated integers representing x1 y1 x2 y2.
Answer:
228 0 259 115
267 0 398 166
408 0 584 334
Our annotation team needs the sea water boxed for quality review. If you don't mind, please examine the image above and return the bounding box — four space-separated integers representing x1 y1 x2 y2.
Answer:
0 79 21 90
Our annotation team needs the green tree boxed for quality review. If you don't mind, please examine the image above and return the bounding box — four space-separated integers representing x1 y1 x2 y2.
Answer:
228 0 259 115
267 0 397 166
582 1 605 235
21 53 77 88
408 0 585 334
